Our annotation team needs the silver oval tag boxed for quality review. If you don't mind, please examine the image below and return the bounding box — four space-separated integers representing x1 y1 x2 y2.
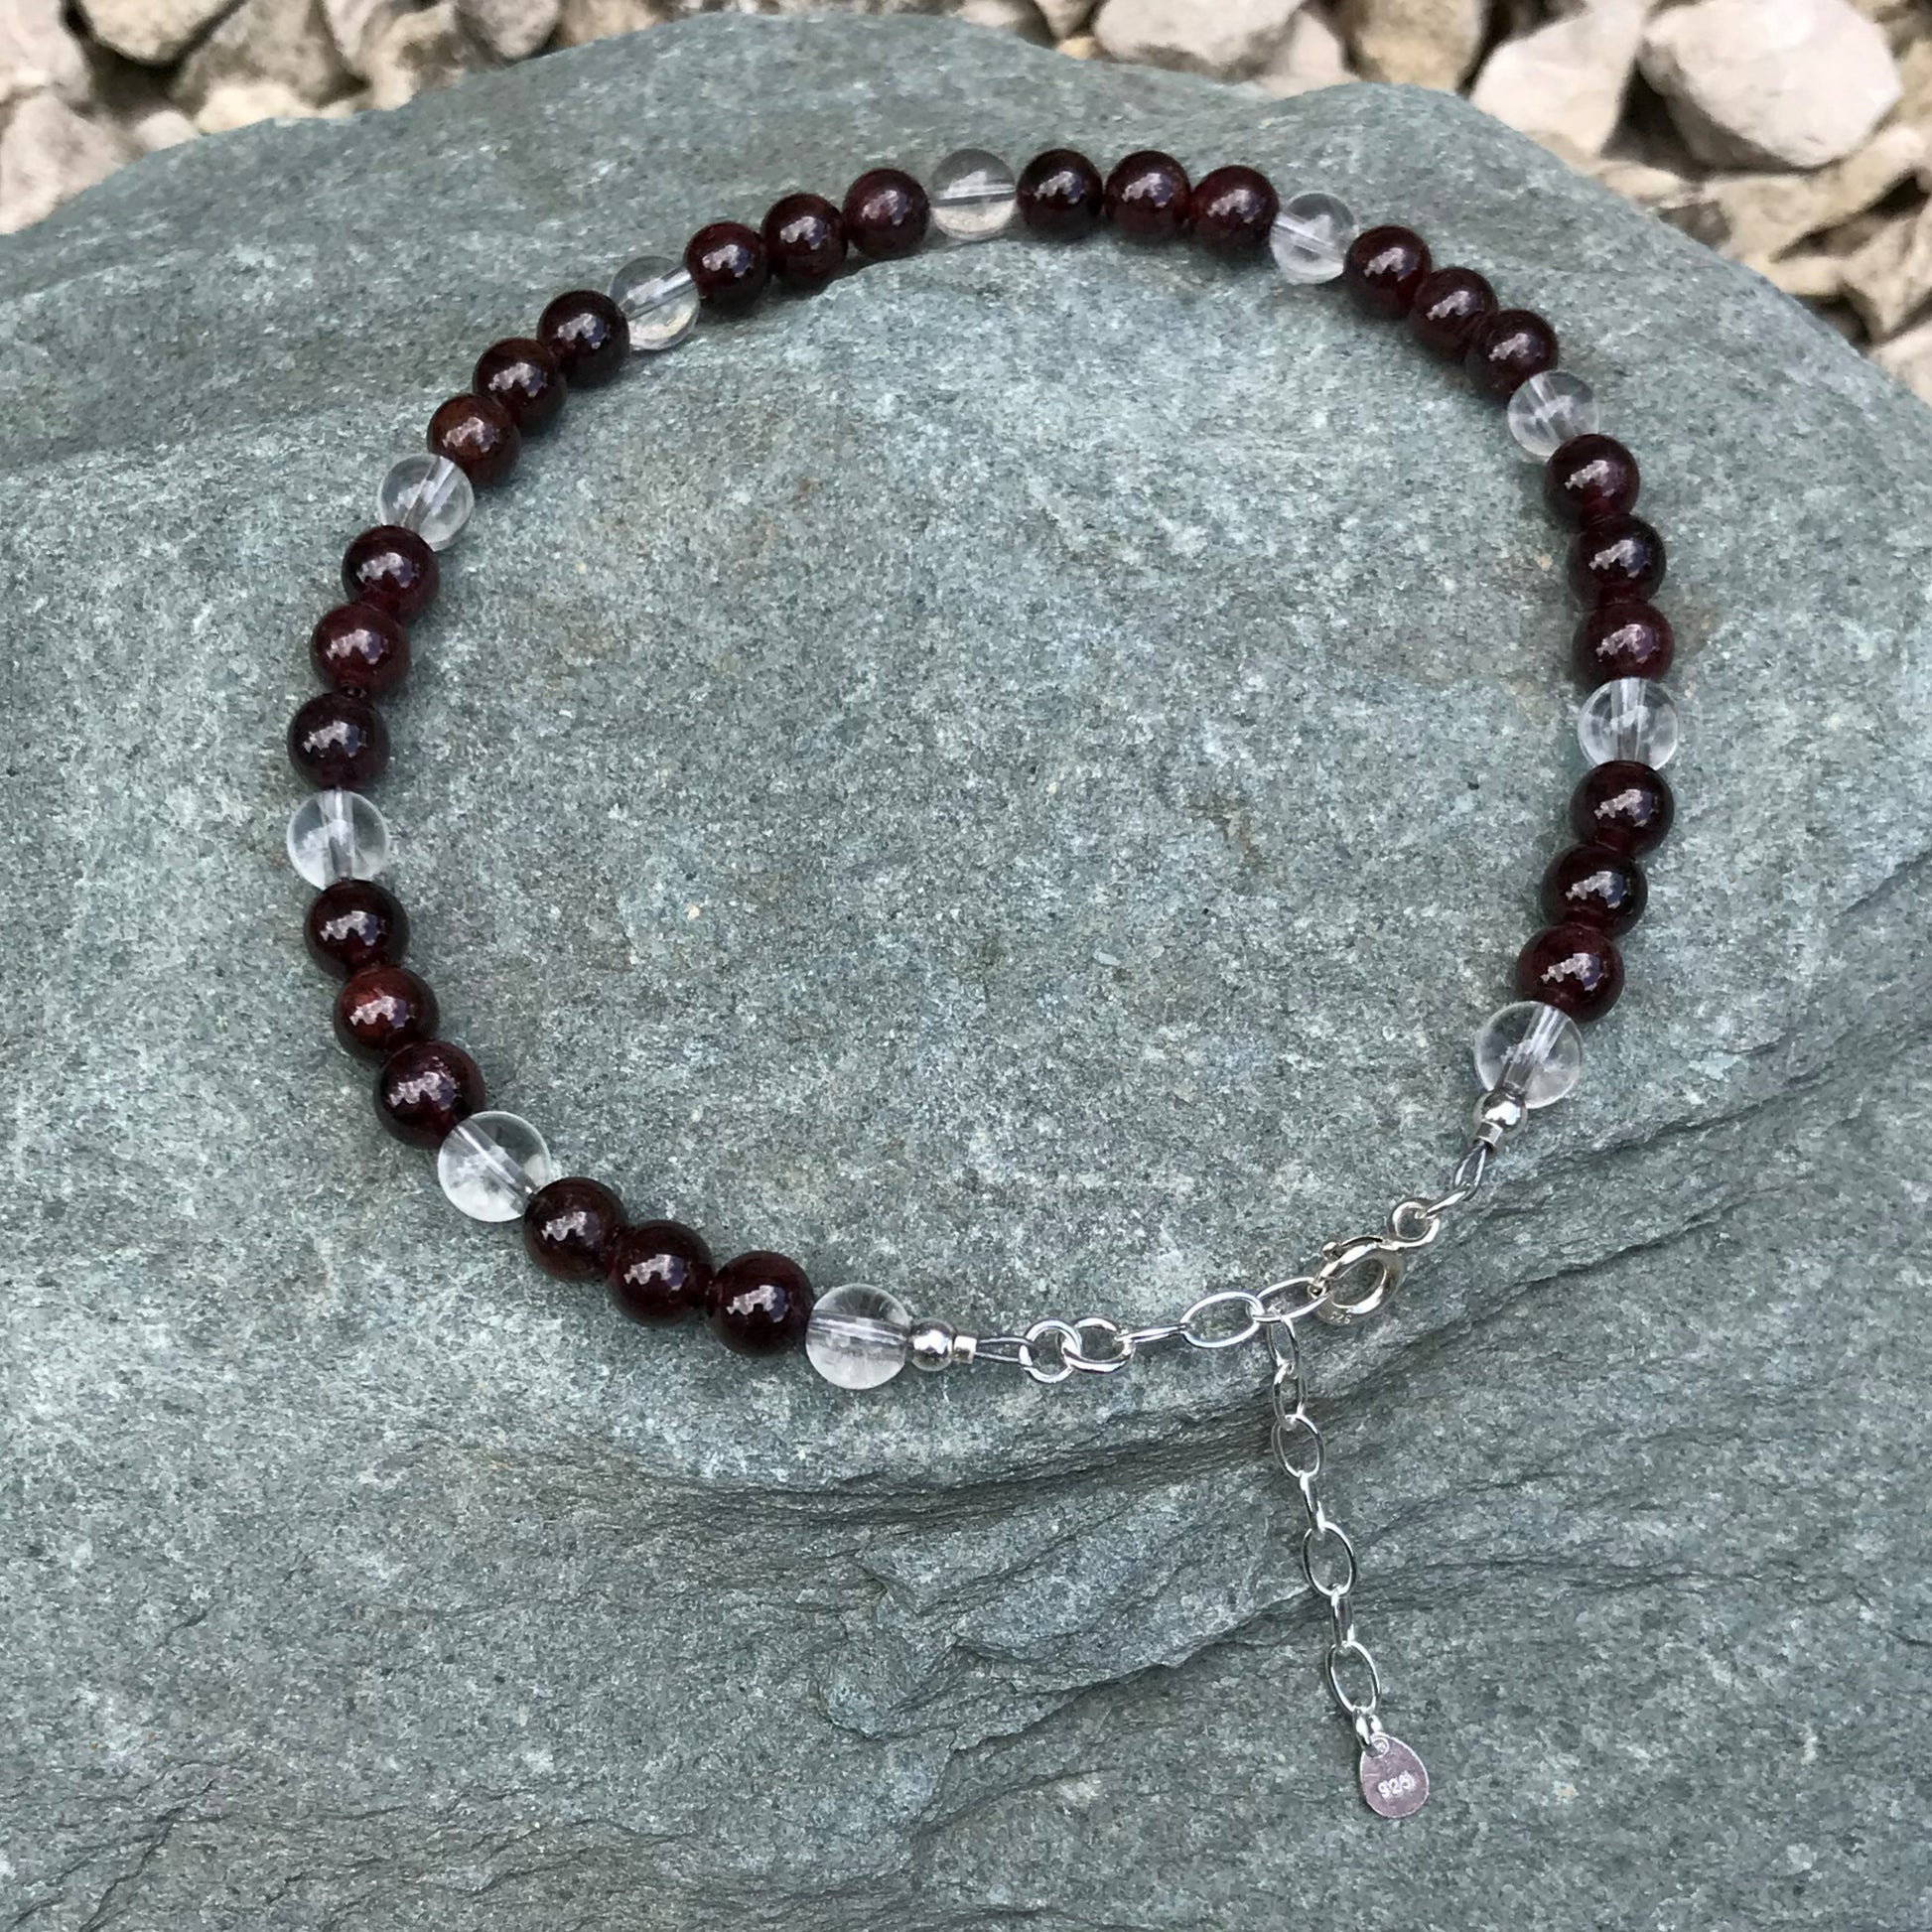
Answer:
1358 1734 1429 1819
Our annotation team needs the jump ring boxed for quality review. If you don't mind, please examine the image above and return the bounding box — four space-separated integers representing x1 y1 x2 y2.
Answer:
1022 1317 1078 1386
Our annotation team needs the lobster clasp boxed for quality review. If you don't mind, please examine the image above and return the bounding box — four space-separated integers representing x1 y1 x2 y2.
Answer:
1311 1233 1405 1326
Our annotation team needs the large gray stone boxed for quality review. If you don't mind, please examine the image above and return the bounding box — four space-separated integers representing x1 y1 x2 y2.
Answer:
2 16 1929 1927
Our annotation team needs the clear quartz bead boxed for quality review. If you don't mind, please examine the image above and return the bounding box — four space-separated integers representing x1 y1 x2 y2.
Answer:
437 1111 554 1222
929 147 1018 241
1473 1001 1584 1109
1270 192 1357 285
286 788 389 887
1506 370 1599 460
377 454 474 550
1578 677 1680 769
611 255 700 352
806 1283 914 1390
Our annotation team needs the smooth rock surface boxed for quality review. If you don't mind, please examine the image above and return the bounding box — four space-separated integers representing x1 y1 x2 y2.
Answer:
0 0 91 109
1 15 1930 1929
74 0 240 65
1338 0 1486 85
1469 0 1646 158
171 0 356 115
1092 0 1302 74
1641 0 1901 170
1256 4 1355 95
0 88 132 233
456 0 564 60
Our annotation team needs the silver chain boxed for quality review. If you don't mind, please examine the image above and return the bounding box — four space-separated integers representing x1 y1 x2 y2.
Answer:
971 1130 1495 1383
955 1118 1505 1778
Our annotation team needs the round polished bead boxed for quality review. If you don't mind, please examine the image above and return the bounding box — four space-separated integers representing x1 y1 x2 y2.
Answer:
310 603 409 697
1506 369 1599 461
342 525 437 622
1343 224 1431 317
1569 512 1666 604
1546 433 1640 527
1104 149 1191 241
1541 843 1647 935
1407 265 1495 356
288 690 387 791
287 787 389 888
427 391 519 487
762 192 847 289
805 1283 913 1390
1269 191 1357 284
375 1038 484 1148
1466 309 1560 400
1572 759 1674 855
537 289 627 387
1579 676 1680 769
684 220 768 310
305 878 407 980
1575 600 1673 686
376 455 473 551
608 1220 715 1324
473 337 565 433
334 962 438 1061
1189 164 1278 254
929 147 1018 241
1515 923 1624 1023
843 168 930 260
438 1111 554 1223
1472 999 1584 1107
709 1250 813 1356
523 1175 625 1281
610 255 700 351
1015 148 1103 239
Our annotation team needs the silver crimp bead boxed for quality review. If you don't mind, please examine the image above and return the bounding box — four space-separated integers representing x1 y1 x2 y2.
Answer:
1472 1088 1528 1146
908 1319 974 1371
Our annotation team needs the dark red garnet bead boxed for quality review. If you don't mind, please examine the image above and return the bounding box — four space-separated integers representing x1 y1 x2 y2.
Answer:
375 1038 484 1148
428 391 520 487
1515 922 1624 1022
334 964 438 1062
537 289 626 387
288 690 388 790
1569 512 1666 604
1575 601 1674 686
1541 843 1647 935
1466 309 1559 399
1103 150 1191 240
1408 265 1496 357
310 602 408 697
1571 759 1675 855
763 192 847 290
1343 224 1431 318
609 1220 716 1325
1188 165 1277 254
708 1251 813 1356
524 1176 626 1281
1545 434 1639 527
305 879 408 980
473 337 565 433
685 220 768 310
843 169 929 260
342 524 437 622
1016 148 1104 239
